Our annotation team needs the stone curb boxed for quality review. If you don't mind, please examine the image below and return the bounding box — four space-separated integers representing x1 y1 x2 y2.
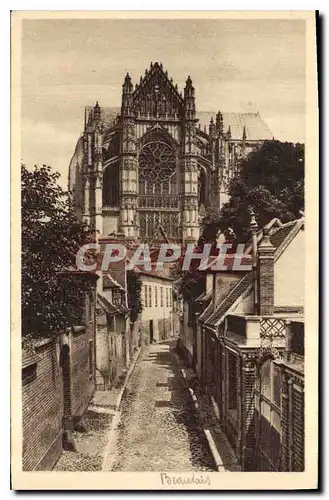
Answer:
115 346 143 411
173 351 227 473
102 346 144 471
101 410 121 471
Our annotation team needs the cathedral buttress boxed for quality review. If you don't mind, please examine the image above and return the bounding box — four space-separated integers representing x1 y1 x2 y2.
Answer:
181 76 199 244
119 73 138 238
82 101 104 236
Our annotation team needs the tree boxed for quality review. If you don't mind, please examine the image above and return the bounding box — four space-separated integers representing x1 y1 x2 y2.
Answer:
21 164 93 341
127 271 143 323
201 140 304 242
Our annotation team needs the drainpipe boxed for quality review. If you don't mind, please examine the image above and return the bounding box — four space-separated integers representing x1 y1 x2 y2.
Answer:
212 272 217 312
250 208 258 315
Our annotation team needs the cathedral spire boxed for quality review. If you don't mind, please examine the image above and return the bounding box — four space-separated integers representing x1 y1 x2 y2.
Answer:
184 75 194 97
242 125 247 142
209 116 216 137
93 101 101 122
184 75 195 119
122 72 134 116
122 72 133 94
216 111 224 135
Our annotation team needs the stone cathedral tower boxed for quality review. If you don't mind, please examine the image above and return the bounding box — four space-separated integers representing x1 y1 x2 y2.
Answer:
69 62 272 244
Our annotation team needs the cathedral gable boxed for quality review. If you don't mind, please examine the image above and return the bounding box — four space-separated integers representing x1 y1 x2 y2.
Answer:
139 122 179 149
132 62 184 119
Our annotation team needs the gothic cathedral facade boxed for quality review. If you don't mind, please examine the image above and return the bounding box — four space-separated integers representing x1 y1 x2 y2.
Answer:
69 62 272 244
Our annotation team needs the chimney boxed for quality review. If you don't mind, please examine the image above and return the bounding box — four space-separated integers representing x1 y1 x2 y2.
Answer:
257 226 275 316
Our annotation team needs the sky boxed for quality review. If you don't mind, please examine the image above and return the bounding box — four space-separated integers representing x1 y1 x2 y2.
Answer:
21 18 306 187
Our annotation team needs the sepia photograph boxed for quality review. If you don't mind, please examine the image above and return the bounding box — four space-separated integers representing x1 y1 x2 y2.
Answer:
11 10 318 490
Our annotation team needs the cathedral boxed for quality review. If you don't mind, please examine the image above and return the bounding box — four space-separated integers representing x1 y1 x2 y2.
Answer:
69 62 273 244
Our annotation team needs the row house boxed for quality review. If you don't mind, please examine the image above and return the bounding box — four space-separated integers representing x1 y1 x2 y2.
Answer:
95 234 179 389
22 269 98 470
181 215 305 471
95 235 131 390
139 270 175 344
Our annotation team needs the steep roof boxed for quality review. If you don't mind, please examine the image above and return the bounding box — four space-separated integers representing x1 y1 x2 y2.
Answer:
201 273 252 326
103 273 125 291
82 106 272 142
85 106 120 130
200 254 252 272
245 218 304 255
97 291 128 315
202 217 304 327
197 111 273 141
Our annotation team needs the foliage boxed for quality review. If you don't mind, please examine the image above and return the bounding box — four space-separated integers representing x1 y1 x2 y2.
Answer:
21 164 93 341
127 270 143 322
201 140 304 243
178 269 205 303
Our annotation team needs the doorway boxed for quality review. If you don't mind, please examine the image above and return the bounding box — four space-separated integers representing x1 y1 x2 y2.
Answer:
60 343 72 430
150 320 154 344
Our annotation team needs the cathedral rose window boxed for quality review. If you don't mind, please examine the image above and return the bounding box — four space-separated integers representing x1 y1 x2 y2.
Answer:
139 141 177 196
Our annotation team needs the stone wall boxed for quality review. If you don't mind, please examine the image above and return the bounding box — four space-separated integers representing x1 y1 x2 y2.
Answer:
95 327 127 390
22 324 97 470
22 339 63 471
70 326 95 418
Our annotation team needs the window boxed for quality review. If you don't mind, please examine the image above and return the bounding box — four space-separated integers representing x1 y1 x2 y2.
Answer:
112 289 122 307
107 314 115 331
149 285 152 307
22 363 37 386
139 141 177 197
103 161 120 206
166 288 169 307
160 287 163 307
144 285 148 307
155 286 158 307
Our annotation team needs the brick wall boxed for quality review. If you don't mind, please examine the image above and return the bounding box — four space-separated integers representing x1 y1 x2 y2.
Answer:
70 325 95 418
22 340 63 471
257 230 275 316
258 256 274 315
22 280 98 469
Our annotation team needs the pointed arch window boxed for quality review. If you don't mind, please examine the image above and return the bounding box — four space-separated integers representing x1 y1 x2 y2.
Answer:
103 162 119 206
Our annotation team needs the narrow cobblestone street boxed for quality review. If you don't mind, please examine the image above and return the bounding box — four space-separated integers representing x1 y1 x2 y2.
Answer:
112 341 215 472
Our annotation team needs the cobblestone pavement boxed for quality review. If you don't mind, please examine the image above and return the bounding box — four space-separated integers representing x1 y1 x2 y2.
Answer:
54 409 113 471
112 341 215 471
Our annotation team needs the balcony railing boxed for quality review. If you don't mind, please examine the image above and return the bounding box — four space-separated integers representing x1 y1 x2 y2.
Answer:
226 314 286 341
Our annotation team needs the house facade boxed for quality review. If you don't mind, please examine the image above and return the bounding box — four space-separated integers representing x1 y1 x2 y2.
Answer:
95 236 131 390
180 215 305 471
139 271 175 344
